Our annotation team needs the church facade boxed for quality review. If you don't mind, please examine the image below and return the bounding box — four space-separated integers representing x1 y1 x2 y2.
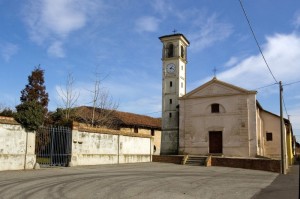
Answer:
160 33 294 165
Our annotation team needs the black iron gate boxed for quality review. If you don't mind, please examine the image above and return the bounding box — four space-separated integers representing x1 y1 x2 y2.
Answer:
35 126 72 167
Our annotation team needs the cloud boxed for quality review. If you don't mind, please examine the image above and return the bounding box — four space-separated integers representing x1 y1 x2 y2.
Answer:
288 107 300 138
151 0 173 17
216 33 300 89
188 14 233 51
135 16 160 33
119 96 161 117
224 57 239 68
47 41 65 58
293 10 300 29
0 42 18 62
23 0 99 57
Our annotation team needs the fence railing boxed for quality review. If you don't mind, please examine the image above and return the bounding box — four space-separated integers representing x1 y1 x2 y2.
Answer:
35 126 72 167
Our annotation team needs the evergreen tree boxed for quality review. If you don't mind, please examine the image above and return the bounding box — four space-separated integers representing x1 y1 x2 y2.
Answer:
20 66 49 114
15 66 49 131
15 101 44 131
0 108 14 117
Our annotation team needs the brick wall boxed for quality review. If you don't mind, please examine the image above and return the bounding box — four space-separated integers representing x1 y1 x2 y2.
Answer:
152 155 184 164
211 157 280 173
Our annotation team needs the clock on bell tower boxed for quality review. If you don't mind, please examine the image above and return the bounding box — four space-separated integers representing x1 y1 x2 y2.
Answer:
159 33 190 155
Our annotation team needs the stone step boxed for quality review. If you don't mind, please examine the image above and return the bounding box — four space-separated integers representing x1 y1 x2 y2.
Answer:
185 156 207 166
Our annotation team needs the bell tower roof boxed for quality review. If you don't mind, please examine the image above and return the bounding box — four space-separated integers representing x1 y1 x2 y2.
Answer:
159 33 190 45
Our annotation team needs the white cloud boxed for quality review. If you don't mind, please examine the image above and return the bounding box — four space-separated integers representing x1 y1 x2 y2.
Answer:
288 107 300 139
47 41 65 58
119 96 161 117
293 11 300 29
0 42 18 62
23 0 99 56
216 33 300 89
135 16 160 33
188 14 233 51
24 0 90 42
224 57 239 68
151 0 173 17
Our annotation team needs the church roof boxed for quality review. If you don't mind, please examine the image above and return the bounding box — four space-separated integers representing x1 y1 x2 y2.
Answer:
181 77 257 99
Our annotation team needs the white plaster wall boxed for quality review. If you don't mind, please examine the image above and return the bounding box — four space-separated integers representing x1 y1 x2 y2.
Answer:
119 135 151 163
71 130 152 166
179 94 256 157
71 130 118 166
0 124 36 171
248 95 258 157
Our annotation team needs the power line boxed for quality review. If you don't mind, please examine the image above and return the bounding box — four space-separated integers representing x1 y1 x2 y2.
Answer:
254 82 278 90
144 111 161 115
238 0 278 83
282 96 289 118
282 80 300 87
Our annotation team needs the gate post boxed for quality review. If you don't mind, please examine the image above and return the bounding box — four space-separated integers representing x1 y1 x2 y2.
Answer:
24 131 36 169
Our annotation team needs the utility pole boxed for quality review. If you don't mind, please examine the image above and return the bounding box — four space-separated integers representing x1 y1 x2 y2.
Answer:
279 81 286 174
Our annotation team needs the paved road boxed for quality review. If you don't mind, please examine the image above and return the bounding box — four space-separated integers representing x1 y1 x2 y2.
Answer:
0 163 278 199
253 162 299 199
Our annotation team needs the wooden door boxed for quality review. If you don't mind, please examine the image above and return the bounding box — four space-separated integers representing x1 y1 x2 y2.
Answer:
209 131 223 154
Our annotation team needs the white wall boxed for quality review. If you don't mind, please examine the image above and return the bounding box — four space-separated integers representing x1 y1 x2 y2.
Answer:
179 88 257 157
0 123 36 171
70 129 152 166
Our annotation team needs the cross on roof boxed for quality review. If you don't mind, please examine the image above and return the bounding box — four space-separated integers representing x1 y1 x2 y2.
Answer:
213 67 217 78
172 29 177 34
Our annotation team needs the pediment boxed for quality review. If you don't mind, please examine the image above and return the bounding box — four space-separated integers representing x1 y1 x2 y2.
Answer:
183 78 256 99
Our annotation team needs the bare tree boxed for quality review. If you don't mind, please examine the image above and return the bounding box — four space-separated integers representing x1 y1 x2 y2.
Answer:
90 79 118 127
56 72 80 120
80 72 118 128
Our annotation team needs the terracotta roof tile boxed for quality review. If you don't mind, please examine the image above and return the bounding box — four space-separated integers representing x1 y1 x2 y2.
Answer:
75 106 161 129
0 116 19 125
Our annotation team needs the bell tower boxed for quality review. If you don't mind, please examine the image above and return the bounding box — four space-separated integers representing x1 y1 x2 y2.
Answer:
159 33 189 155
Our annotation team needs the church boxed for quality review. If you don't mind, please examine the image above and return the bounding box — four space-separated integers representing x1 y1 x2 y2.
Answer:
159 33 294 166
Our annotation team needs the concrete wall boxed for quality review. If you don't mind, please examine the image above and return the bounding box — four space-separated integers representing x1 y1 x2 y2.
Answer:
70 126 153 166
121 127 161 155
0 118 36 171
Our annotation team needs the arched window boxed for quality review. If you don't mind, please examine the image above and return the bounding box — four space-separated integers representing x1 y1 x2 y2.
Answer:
181 45 185 58
167 43 174 58
211 103 220 113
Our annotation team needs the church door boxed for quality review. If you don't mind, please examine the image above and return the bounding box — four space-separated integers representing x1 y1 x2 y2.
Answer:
209 131 223 154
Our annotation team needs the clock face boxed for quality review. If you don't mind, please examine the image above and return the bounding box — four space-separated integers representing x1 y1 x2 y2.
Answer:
166 63 176 74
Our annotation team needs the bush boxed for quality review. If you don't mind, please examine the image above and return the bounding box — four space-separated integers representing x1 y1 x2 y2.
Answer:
15 101 44 132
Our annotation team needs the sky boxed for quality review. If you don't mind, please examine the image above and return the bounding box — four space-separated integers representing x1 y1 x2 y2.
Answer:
0 0 300 140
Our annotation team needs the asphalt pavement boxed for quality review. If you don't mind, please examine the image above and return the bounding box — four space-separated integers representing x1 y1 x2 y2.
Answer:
0 162 287 199
252 161 299 199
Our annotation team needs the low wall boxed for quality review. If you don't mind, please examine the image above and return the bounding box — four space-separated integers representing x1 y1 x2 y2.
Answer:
0 117 36 171
211 157 281 172
152 155 184 164
70 125 153 166
152 155 281 172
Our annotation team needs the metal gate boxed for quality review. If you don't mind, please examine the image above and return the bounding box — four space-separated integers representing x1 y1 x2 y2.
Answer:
35 126 72 167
